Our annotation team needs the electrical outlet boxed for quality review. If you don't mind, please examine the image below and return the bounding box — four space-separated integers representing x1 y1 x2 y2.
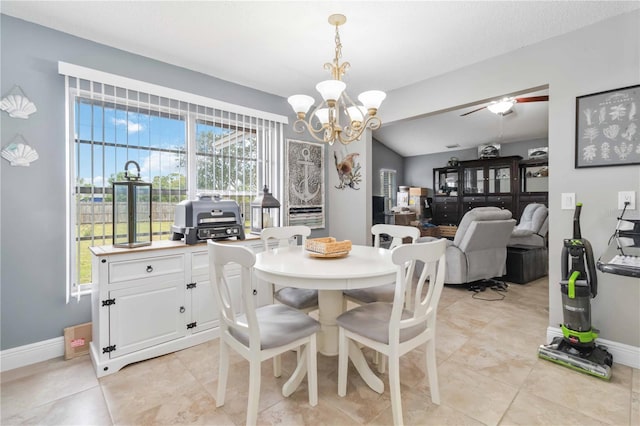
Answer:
618 191 636 210
561 193 576 210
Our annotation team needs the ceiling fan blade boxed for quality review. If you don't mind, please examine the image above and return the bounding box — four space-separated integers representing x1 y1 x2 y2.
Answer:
460 105 487 116
514 95 549 103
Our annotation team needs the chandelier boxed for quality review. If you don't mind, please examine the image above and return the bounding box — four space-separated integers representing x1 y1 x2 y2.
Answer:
287 14 386 145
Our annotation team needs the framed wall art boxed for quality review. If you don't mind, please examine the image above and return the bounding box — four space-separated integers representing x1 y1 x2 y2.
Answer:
285 139 325 229
575 84 639 168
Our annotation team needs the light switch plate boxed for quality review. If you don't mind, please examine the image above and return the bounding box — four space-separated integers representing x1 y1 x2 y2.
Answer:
561 193 576 210
618 191 636 210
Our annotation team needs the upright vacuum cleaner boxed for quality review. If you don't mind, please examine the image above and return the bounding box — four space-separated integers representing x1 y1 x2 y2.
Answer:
538 203 613 380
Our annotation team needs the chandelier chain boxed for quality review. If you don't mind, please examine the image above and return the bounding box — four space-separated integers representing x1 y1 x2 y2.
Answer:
334 23 342 63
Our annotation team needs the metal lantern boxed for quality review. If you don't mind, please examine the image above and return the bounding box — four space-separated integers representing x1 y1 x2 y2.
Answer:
250 185 280 235
112 160 152 248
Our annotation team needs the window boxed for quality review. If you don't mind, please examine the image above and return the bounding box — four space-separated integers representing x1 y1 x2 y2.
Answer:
62 63 286 302
380 169 397 211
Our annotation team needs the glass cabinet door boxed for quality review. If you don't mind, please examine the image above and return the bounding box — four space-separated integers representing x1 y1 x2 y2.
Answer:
521 164 548 193
463 166 484 194
435 168 459 196
488 165 512 194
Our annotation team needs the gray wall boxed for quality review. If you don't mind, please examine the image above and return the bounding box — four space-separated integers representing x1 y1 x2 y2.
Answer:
382 11 640 347
404 138 548 194
0 15 301 350
371 137 404 196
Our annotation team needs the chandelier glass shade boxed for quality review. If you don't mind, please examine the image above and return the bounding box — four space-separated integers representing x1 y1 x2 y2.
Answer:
288 14 386 145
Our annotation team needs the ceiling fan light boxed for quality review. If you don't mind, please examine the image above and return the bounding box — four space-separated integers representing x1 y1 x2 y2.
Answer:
287 94 315 118
358 90 386 112
316 80 346 103
487 98 515 115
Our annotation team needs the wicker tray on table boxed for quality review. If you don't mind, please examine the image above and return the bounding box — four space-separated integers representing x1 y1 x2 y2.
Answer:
304 237 352 258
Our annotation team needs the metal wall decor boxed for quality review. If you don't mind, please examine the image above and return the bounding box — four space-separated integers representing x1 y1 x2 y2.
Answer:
333 148 361 190
1 85 37 119
285 139 325 228
575 84 639 168
1 134 38 167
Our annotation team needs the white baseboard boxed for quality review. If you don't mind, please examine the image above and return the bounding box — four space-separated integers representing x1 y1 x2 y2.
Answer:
546 327 640 369
2 330 638 373
0 336 65 372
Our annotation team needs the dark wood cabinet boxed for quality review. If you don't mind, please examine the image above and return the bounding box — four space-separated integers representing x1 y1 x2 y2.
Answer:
432 155 545 225
517 158 548 217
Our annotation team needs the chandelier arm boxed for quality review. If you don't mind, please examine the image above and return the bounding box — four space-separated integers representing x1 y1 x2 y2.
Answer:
293 118 335 144
288 14 384 146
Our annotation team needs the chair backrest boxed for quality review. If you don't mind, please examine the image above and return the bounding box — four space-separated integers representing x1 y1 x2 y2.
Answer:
454 207 516 252
372 224 420 249
208 241 260 347
389 239 447 342
517 203 549 235
261 226 311 251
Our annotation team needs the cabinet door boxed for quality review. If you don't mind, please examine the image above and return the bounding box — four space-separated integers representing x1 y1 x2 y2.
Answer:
189 273 219 332
463 166 485 195
190 251 244 332
487 164 512 194
108 279 186 358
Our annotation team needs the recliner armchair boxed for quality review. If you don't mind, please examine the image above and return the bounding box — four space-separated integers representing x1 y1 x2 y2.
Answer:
420 207 515 285
508 203 548 247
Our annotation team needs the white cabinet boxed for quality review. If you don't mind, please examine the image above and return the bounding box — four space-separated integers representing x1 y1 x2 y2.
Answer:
109 279 186 357
89 239 265 377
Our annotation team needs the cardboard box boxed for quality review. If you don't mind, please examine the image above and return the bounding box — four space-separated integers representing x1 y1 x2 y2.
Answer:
409 187 429 196
64 322 92 360
397 192 409 207
438 225 458 238
394 212 416 226
409 195 429 218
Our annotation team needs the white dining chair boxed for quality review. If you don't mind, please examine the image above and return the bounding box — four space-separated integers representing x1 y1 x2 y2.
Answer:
208 241 320 426
337 238 447 426
260 226 318 377
343 224 420 373
260 226 318 312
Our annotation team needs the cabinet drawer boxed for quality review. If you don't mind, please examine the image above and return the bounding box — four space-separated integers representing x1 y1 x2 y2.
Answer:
434 197 457 204
487 196 512 203
109 254 185 284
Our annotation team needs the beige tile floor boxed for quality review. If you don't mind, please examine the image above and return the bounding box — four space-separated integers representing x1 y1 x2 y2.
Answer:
2 277 638 425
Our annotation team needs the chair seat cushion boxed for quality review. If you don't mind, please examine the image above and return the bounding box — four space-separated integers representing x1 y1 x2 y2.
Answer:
343 284 395 303
232 304 320 350
275 287 318 310
336 302 426 344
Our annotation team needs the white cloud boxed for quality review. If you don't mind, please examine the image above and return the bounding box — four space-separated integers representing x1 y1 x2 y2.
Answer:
113 118 144 133
92 176 105 187
138 150 183 179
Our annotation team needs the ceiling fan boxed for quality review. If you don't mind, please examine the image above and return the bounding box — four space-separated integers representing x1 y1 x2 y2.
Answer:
460 95 549 116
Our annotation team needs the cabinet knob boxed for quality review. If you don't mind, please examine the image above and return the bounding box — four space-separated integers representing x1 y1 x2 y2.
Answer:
146 265 153 273
179 306 185 313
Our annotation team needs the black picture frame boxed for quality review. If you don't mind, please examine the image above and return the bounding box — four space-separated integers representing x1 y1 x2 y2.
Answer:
575 84 640 168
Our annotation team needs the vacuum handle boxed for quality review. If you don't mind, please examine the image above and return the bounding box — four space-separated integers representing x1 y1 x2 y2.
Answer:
573 202 582 240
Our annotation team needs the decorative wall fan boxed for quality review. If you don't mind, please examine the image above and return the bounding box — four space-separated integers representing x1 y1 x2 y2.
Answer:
460 95 549 116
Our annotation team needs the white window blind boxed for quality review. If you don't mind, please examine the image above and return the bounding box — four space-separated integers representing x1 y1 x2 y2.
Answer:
380 169 397 211
61 63 286 302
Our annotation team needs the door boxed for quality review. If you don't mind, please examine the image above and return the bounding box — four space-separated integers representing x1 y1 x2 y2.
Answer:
108 279 186 357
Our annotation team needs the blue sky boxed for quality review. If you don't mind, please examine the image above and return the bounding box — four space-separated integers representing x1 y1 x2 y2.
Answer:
76 101 186 187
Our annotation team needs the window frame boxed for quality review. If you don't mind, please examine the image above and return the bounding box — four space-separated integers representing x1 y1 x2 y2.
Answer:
61 62 287 302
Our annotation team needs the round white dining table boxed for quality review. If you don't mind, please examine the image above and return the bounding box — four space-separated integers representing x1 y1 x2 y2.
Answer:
254 244 396 354
254 244 397 395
